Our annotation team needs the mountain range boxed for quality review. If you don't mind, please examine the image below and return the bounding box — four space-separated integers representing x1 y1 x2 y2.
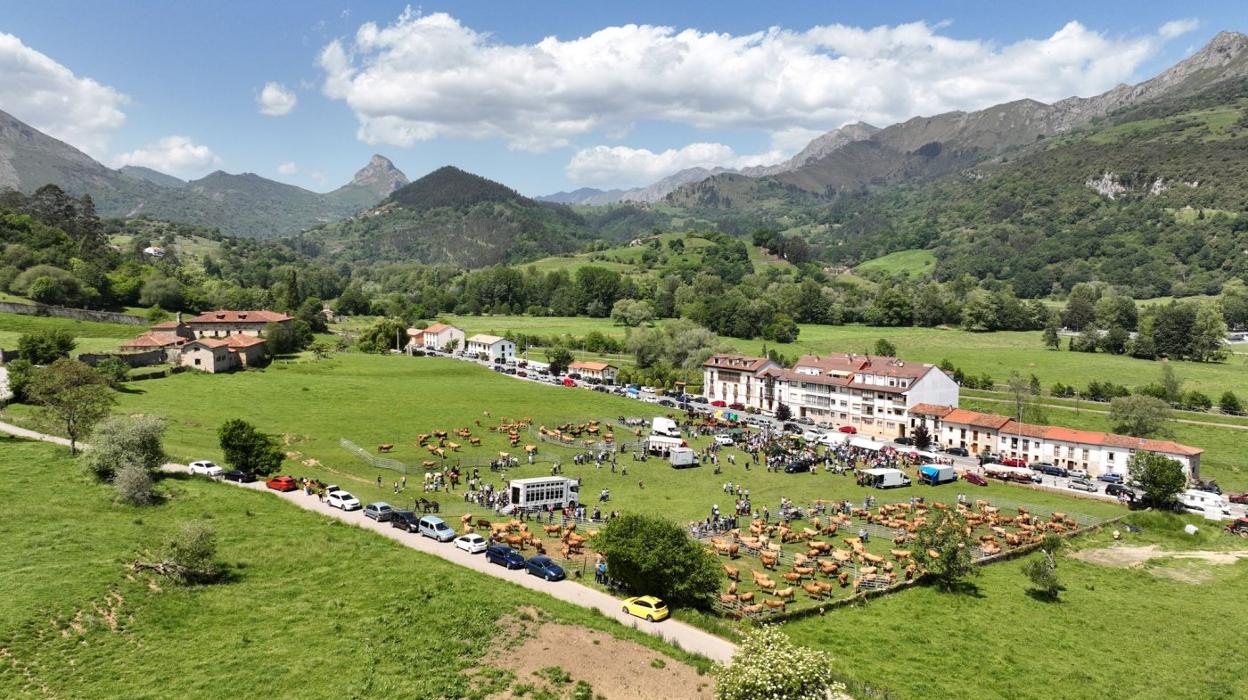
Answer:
0 108 408 237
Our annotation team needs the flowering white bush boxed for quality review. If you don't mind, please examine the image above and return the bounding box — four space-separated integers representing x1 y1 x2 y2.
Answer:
715 625 848 700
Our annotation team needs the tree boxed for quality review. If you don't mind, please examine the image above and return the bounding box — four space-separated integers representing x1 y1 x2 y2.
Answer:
334 286 372 316
775 402 792 422
546 347 574 376
4 358 35 401
873 338 897 357
17 328 76 365
1062 286 1098 331
1099 325 1129 355
1181 390 1212 412
592 513 721 609
1219 391 1243 416
1189 302 1229 362
217 419 283 476
761 314 799 343
132 522 225 585
914 510 978 592
1022 549 1061 602
715 626 846 700
1042 318 1061 350
138 276 184 310
95 356 130 388
1109 395 1172 437
610 298 654 327
265 319 312 355
81 415 166 481
356 317 406 353
912 424 932 451
27 359 113 454
114 463 157 506
1159 363 1184 404
1128 451 1186 507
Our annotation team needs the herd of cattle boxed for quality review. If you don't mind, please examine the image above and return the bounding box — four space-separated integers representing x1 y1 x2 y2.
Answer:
708 498 1084 617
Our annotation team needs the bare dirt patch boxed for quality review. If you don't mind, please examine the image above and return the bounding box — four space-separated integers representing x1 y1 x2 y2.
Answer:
1071 544 1248 584
483 615 713 700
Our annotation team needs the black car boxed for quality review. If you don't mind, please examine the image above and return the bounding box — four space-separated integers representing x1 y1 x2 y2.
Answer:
389 510 421 532
658 399 676 408
221 470 254 483
1105 483 1136 500
944 447 969 457
1037 464 1069 478
893 437 913 446
485 544 526 569
784 461 812 474
782 422 802 434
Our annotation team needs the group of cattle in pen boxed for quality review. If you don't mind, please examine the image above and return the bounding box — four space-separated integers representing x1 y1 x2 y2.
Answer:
464 515 595 560
711 498 1080 617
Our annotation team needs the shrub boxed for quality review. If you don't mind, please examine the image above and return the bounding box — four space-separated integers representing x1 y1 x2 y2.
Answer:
17 328 76 365
593 514 721 609
715 626 846 700
218 419 284 476
82 415 167 481
1219 391 1243 416
95 356 131 388
1181 390 1212 412
135 521 224 584
114 463 156 506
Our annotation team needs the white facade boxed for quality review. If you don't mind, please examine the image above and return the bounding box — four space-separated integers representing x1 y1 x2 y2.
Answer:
569 361 618 384
422 323 465 351
701 354 781 412
466 334 516 362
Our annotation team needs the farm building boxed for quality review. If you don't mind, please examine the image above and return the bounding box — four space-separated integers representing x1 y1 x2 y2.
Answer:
465 334 516 363
569 360 618 384
407 322 465 353
183 309 293 338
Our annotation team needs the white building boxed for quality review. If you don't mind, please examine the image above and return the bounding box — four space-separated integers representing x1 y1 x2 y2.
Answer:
569 360 618 384
912 406 1203 479
701 354 782 413
776 353 959 439
407 322 465 353
465 334 516 363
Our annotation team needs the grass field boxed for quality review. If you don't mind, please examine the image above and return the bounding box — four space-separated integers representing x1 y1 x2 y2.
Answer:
0 438 709 699
854 249 937 277
0 311 140 353
783 510 1248 699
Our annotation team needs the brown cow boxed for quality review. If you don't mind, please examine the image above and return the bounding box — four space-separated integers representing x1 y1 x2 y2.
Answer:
723 564 740 581
739 592 755 603
764 599 786 611
802 582 824 599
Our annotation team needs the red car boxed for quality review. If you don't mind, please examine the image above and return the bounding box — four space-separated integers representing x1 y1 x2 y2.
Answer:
710 400 727 407
1230 493 1248 505
562 377 577 387
728 402 745 411
266 475 298 492
838 425 857 434
1000 457 1028 468
962 471 988 487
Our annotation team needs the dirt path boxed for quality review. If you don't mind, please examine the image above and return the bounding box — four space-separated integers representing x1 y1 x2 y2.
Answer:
1071 544 1248 568
0 419 75 448
968 395 1248 431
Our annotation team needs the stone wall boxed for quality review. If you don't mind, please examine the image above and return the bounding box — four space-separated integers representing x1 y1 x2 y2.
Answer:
77 349 167 368
0 301 146 326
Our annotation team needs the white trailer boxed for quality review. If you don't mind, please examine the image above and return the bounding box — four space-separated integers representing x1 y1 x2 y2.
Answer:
669 447 700 469
508 476 580 512
1177 489 1232 519
859 467 911 489
646 433 686 455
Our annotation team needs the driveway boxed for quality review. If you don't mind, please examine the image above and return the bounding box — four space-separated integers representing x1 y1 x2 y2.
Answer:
164 463 738 664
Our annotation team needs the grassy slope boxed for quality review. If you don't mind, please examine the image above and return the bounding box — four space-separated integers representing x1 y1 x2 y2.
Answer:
0 311 139 353
854 249 936 277
784 512 1248 700
0 438 707 699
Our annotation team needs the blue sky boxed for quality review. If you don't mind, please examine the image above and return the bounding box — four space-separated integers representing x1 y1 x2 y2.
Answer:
0 1 1238 195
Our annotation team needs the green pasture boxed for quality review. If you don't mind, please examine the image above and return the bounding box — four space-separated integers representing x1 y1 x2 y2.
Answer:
0 311 139 353
0 438 707 699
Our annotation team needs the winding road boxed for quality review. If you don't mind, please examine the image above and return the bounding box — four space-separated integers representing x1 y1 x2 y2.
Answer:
0 419 738 664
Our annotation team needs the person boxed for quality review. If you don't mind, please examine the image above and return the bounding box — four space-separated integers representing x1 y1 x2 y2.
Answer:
377 475 383 489
638 480 644 490
859 527 869 544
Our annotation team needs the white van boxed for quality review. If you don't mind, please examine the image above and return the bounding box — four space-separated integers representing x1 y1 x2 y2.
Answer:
860 467 912 489
669 447 700 469
651 417 681 437
1177 489 1232 517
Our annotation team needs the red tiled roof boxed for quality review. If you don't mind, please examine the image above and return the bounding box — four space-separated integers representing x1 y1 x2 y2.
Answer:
703 353 774 373
406 328 425 338
224 335 266 348
793 354 869 374
570 361 614 371
188 338 231 349
423 322 453 334
942 409 1013 430
185 310 292 324
1032 424 1202 456
909 403 955 417
120 332 189 349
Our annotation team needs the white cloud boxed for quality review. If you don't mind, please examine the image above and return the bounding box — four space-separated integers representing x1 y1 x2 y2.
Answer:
0 32 128 159
115 136 222 178
257 81 297 116
1159 19 1199 40
277 161 298 175
320 11 1183 153
567 141 800 186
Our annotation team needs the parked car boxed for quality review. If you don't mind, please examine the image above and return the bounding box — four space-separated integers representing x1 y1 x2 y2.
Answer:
802 430 823 442
782 422 801 433
265 475 299 492
783 462 812 474
327 490 362 511
1194 480 1223 495
1098 472 1125 484
1000 457 1028 468
1068 468 1090 480
1106 483 1136 500
944 446 969 457
962 471 988 487
1068 477 1098 493
390 510 421 532
418 515 456 542
689 396 707 404
363 502 394 521
454 533 489 554
796 416 815 426
710 400 727 407
621 596 669 622
713 434 735 447
525 556 566 581
562 378 577 387
838 425 857 434
221 470 254 483
1229 492 1248 505
658 399 676 408
893 436 913 446
728 402 745 411
485 544 526 569
188 460 223 477
1036 463 1068 478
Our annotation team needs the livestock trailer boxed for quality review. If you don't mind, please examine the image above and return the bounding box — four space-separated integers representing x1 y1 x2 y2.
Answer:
918 464 958 486
508 476 581 512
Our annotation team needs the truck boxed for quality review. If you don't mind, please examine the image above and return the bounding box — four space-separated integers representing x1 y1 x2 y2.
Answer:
859 467 912 489
918 464 957 486
505 476 581 515
651 416 680 438
669 447 700 469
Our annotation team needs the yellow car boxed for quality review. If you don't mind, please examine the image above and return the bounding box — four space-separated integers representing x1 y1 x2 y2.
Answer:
621 596 669 622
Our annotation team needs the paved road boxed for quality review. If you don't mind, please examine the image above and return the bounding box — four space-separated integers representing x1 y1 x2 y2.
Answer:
161 463 738 664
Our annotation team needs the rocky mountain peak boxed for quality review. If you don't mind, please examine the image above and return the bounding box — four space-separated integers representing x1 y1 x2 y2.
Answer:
350 154 409 195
